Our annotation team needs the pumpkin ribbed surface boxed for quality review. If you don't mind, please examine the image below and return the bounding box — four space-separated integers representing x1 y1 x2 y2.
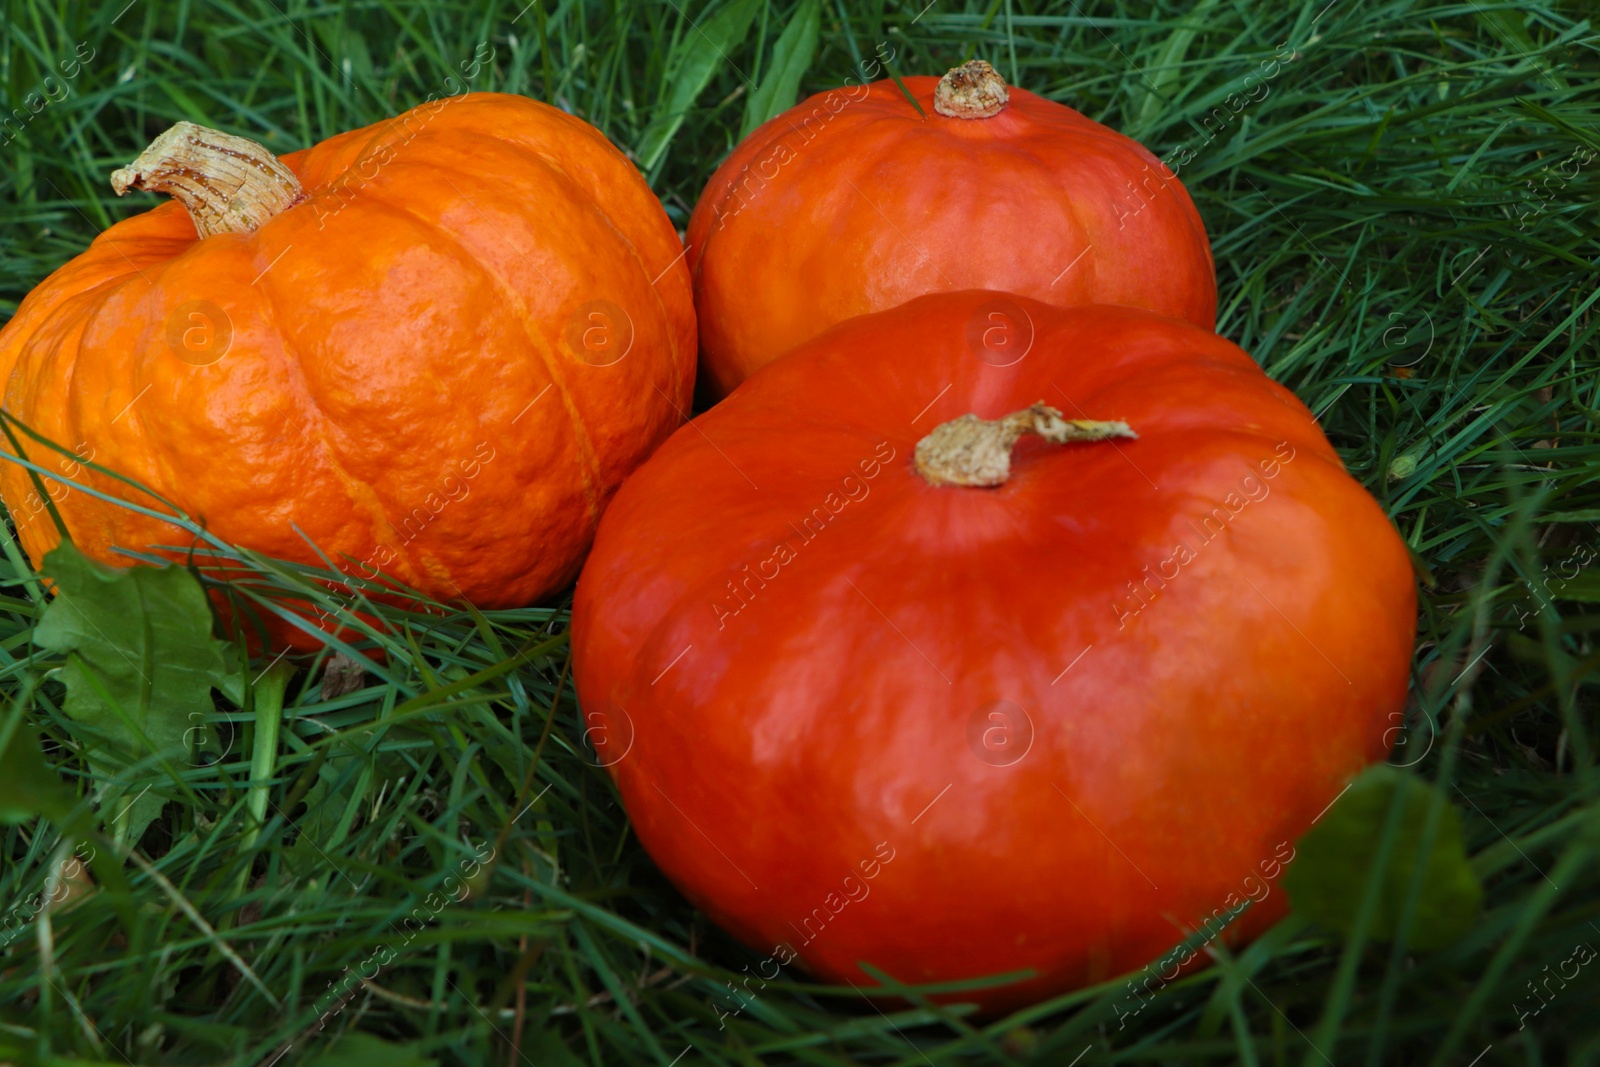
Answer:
0 93 694 635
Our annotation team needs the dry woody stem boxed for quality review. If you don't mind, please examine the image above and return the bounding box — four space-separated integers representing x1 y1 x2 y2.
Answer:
914 402 1136 487
111 121 303 237
934 60 1010 119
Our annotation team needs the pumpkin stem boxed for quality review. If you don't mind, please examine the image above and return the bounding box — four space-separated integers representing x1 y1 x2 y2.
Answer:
913 402 1135 487
111 121 304 238
934 60 1010 119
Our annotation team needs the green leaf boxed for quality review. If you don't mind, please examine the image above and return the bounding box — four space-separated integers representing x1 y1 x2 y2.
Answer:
33 544 242 844
636 0 762 175
287 738 414 871
740 0 821 138
0 721 73 824
302 1033 434 1067
286 738 367 867
1284 766 1482 951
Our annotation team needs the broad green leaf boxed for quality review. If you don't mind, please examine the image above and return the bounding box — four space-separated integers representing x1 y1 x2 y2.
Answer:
287 738 368 868
303 1033 434 1067
1283 765 1482 951
636 0 762 175
740 0 821 138
34 543 242 844
288 739 412 872
0 721 73 824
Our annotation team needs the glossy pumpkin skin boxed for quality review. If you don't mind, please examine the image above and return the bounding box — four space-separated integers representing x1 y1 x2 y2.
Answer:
686 75 1216 396
571 293 1415 1013
0 93 694 644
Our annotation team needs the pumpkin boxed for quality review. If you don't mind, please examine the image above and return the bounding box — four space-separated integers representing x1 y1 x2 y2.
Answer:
0 93 694 646
685 60 1216 397
570 292 1415 1013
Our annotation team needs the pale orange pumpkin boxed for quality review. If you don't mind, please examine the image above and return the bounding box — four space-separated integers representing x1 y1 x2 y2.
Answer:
0 93 694 645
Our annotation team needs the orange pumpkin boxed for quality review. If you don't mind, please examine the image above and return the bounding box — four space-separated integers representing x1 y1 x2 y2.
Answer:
686 60 1216 396
0 93 694 644
571 292 1415 1013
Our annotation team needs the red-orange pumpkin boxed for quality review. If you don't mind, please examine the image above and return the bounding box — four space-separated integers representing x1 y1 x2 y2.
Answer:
686 60 1215 396
571 292 1415 1013
0 93 694 645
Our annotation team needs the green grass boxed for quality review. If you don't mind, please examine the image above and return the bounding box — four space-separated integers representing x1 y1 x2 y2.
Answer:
2 0 1599 1063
